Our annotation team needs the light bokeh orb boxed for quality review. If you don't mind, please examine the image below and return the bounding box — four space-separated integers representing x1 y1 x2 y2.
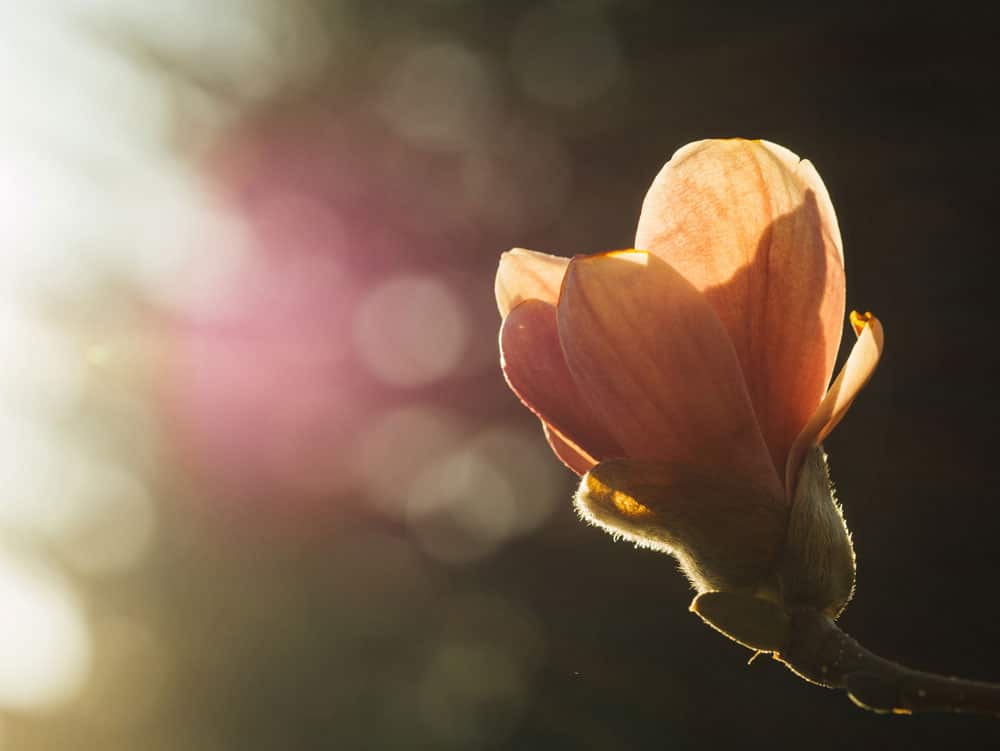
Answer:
378 42 497 152
407 446 518 563
354 275 469 388
355 404 465 516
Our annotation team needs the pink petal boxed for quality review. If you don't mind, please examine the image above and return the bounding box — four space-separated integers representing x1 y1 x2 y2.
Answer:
784 312 884 494
557 251 783 497
495 247 570 318
500 298 623 466
635 139 845 480
543 423 597 475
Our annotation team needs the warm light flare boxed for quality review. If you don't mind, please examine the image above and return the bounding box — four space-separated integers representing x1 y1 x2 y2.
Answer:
0 551 92 710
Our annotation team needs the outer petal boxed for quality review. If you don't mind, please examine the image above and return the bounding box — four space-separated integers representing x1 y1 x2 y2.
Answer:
784 313 884 494
495 247 570 317
557 251 783 497
543 423 596 475
635 139 845 482
500 298 623 469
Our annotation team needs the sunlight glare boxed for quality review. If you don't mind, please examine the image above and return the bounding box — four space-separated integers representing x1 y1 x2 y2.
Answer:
0 551 92 710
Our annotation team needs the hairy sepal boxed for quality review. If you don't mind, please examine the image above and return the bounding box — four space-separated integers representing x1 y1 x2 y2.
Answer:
779 445 855 617
574 459 787 594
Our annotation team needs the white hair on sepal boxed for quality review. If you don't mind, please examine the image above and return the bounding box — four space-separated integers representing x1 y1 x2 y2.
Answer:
574 485 709 591
778 445 856 617
574 459 788 597
573 487 673 552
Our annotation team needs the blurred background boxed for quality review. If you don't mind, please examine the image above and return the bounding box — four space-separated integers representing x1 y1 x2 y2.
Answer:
2 1 999 748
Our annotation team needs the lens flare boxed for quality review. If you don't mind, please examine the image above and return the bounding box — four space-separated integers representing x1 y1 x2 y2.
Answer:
0 551 92 710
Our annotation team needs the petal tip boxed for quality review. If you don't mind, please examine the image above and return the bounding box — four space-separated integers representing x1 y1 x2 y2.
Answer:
849 310 877 337
495 247 570 318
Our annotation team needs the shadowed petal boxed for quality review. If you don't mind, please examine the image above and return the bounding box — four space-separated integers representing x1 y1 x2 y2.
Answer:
785 312 885 494
558 251 782 497
500 298 623 466
496 247 570 317
635 139 845 482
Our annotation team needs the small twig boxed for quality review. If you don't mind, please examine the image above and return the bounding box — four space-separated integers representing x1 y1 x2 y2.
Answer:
777 607 1000 717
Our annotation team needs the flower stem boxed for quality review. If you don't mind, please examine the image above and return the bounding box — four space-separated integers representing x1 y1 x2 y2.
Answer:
777 607 1000 717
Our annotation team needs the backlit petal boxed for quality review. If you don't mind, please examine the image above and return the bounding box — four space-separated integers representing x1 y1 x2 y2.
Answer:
784 313 884 494
543 423 597 475
557 251 782 496
635 139 845 480
495 247 570 318
500 298 623 465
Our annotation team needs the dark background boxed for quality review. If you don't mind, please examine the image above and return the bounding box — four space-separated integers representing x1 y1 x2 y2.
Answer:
7 1 1000 749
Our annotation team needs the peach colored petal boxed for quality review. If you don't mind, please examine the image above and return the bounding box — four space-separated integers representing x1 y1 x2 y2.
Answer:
784 313 884 494
500 298 623 464
557 251 783 497
543 423 597 475
495 247 570 318
634 139 845 480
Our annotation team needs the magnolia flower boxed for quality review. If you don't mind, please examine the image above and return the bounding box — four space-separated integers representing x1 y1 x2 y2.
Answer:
496 139 884 641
